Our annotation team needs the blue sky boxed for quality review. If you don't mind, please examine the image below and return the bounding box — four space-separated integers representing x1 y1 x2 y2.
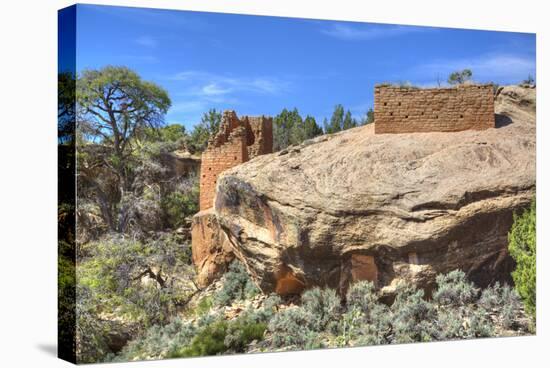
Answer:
73 4 536 130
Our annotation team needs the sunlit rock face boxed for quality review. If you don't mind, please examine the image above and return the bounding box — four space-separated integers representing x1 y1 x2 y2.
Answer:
194 86 535 296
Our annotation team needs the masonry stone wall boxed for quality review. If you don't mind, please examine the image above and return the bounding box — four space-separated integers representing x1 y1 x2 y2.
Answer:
199 110 273 211
374 84 495 134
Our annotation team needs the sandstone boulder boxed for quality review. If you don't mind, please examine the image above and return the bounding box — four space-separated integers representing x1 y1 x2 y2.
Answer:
198 85 536 296
191 209 234 287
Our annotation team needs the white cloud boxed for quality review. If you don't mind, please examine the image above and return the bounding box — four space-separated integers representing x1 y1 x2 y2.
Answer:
165 70 292 125
169 70 290 96
414 53 536 83
321 23 426 41
135 35 157 48
201 83 232 96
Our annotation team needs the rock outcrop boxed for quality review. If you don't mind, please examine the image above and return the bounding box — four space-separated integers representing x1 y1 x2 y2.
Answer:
198 85 536 296
191 209 235 287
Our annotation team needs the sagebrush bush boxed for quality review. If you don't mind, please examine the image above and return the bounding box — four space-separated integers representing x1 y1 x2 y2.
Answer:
223 317 267 353
268 307 321 349
391 283 437 343
114 268 532 361
346 281 378 313
435 305 493 340
508 199 536 318
344 281 391 345
214 261 259 306
245 293 282 323
301 287 342 332
432 269 478 306
480 282 523 329
115 317 197 361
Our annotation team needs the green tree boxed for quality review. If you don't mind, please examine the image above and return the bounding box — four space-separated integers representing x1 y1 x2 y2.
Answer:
273 109 323 151
448 69 473 85
324 105 358 133
139 124 186 145
187 109 222 153
302 115 324 140
508 199 536 318
273 108 302 151
159 124 186 142
58 72 76 144
342 110 357 130
77 66 171 230
361 108 374 125
325 104 344 134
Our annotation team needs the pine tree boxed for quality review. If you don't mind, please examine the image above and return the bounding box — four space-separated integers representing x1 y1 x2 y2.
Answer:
325 104 344 134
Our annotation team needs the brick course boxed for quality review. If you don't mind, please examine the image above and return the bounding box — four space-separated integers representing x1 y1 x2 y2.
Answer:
199 110 273 211
374 84 495 134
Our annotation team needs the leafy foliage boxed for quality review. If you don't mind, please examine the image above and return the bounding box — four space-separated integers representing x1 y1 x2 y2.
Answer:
448 69 473 85
77 66 171 195
268 307 322 349
160 175 199 228
77 235 197 340
114 317 197 361
362 108 374 125
342 281 391 345
480 282 523 329
185 108 222 153
391 283 437 343
324 104 359 134
301 287 342 332
508 199 536 318
214 261 260 306
432 269 479 306
273 108 323 151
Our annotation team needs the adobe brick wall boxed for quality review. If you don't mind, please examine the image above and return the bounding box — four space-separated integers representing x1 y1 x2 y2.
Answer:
374 84 495 134
199 110 273 211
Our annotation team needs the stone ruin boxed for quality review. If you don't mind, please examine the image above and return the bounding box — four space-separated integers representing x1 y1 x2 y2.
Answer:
199 110 273 211
192 110 273 287
374 84 495 134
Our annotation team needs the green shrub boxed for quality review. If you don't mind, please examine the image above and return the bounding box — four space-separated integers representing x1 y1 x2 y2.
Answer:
224 317 267 353
194 296 214 317
448 69 473 85
268 307 321 349
391 283 437 343
244 293 282 323
435 305 494 340
480 282 523 329
301 287 342 332
77 235 194 328
160 177 199 228
344 281 391 345
346 281 378 313
432 269 478 306
175 320 228 357
508 200 536 318
116 317 197 361
170 315 266 357
268 287 341 350
214 261 259 306
467 309 494 337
